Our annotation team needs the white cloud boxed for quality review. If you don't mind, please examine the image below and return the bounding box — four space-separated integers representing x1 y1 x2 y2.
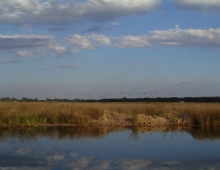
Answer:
0 0 161 26
115 35 152 48
66 34 152 50
66 34 111 50
14 50 33 57
66 34 95 50
49 44 68 54
89 34 111 46
111 21 120 26
149 26 220 47
173 0 220 13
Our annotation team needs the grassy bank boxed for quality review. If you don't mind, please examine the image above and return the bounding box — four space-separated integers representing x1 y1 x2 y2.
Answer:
0 102 220 126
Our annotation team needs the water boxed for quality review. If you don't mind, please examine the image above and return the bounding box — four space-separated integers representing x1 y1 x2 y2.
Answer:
0 126 220 170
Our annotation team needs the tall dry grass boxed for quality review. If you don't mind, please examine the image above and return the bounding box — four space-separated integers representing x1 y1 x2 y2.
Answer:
0 102 220 126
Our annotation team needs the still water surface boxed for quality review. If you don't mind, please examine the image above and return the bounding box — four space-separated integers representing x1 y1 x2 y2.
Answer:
0 126 220 170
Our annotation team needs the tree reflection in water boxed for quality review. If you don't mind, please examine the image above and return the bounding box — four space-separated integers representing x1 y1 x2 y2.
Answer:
1 125 220 141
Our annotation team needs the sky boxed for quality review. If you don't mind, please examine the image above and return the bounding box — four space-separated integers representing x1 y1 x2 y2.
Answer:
0 0 220 100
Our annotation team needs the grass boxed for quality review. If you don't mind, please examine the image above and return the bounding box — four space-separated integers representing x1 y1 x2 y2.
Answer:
0 102 220 126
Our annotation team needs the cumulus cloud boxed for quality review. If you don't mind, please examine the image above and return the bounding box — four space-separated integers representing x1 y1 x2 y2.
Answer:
173 0 220 13
66 34 111 50
60 27 220 52
115 35 152 48
49 44 68 54
89 34 111 46
149 26 220 47
66 34 95 50
2 26 220 58
66 34 152 49
0 0 161 26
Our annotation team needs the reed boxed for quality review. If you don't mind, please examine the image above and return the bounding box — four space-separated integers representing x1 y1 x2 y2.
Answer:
0 102 220 126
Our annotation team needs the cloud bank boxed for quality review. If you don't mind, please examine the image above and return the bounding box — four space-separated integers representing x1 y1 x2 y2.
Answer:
66 27 220 50
149 26 220 47
1 0 220 28
0 34 67 57
0 0 161 26
1 26 220 57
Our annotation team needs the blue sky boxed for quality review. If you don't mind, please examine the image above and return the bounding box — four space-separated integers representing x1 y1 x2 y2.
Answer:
0 0 220 99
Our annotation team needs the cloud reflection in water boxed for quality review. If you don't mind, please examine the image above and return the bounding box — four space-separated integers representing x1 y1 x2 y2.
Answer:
0 126 220 169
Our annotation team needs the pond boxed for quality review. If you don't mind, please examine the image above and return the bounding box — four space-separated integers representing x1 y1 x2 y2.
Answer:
0 126 220 170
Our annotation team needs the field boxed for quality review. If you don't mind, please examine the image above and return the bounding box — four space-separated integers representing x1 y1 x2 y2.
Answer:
0 102 220 126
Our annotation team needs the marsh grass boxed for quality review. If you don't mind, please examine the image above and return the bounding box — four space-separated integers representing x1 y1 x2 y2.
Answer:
0 102 220 126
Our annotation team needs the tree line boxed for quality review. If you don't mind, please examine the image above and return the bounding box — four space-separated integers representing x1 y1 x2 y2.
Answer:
1 97 220 103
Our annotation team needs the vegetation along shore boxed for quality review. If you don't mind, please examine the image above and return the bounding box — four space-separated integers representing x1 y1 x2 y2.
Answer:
0 102 220 127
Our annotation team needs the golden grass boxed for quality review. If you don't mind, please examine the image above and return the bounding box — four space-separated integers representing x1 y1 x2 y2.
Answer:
0 102 220 126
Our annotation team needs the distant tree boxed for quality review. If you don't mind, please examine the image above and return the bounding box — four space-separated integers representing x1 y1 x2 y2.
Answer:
11 98 17 101
1 97 11 102
22 97 28 102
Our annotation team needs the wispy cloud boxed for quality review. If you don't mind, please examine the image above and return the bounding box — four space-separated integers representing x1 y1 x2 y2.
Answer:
173 0 220 13
111 21 120 26
47 27 67 32
0 35 54 50
0 60 22 64
0 34 68 57
14 50 33 57
47 153 66 161
45 64 78 69
83 25 102 33
13 148 32 155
